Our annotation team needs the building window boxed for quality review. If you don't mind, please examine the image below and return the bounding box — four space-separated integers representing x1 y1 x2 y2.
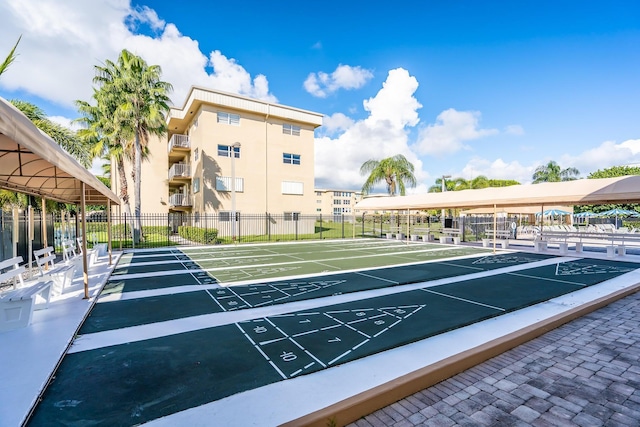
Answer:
284 212 300 221
283 123 301 136
219 211 240 222
282 181 304 195
333 191 340 197
333 199 341 205
218 144 240 158
344 199 350 205
315 191 322 196
216 176 244 192
193 178 200 193
283 153 301 165
217 111 240 126
316 200 322 204
193 148 199 162
333 208 342 215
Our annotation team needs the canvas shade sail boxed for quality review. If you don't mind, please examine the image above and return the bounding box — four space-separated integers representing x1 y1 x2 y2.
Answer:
355 176 640 212
0 97 119 205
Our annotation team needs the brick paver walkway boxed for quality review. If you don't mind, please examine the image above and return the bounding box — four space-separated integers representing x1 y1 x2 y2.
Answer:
348 291 640 427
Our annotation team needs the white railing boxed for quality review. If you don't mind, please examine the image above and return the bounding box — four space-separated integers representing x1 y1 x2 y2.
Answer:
168 134 190 152
169 163 191 180
169 193 191 206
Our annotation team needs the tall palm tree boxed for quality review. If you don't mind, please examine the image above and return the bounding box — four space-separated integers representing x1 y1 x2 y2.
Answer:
91 49 172 243
360 154 417 196
76 92 134 227
0 35 20 78
532 161 580 183
11 100 93 168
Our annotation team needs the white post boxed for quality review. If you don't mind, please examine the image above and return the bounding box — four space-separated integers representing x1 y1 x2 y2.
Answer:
441 175 451 227
231 142 241 242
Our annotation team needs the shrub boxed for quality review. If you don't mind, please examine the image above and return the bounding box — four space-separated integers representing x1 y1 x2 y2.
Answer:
178 226 218 244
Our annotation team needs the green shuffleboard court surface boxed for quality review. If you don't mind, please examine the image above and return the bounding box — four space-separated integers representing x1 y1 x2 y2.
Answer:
80 252 554 334
29 256 639 426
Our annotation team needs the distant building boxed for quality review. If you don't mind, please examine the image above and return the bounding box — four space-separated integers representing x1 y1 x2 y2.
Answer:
314 189 363 218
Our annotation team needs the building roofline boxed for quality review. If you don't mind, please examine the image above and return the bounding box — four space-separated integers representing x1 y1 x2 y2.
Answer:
169 86 324 128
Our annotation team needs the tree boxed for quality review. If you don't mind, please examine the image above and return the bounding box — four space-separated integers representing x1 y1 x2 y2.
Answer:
0 35 20 78
11 100 93 168
428 176 519 192
532 161 580 183
90 50 172 243
574 165 640 215
360 154 417 196
76 89 134 235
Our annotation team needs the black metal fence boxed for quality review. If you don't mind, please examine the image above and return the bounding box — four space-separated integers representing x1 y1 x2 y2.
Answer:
3 209 631 263
0 210 55 264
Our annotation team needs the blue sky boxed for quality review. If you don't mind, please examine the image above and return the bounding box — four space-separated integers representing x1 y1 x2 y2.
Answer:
1 0 640 193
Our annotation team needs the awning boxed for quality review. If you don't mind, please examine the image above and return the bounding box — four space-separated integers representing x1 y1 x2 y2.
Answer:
0 97 119 205
355 176 640 211
460 205 573 216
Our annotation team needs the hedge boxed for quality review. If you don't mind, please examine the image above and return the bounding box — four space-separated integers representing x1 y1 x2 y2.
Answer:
178 226 218 244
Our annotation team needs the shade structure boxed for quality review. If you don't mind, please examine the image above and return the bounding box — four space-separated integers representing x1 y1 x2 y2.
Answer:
355 176 640 212
597 208 639 217
0 97 119 205
535 209 572 216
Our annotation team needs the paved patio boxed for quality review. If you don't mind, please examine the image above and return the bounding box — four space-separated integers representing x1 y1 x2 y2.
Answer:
348 289 640 427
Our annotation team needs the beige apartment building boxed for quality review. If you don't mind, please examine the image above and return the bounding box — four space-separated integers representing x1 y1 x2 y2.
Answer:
314 189 362 218
112 86 324 236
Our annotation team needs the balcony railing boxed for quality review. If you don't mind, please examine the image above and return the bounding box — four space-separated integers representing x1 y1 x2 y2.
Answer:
168 134 190 152
169 163 191 180
169 193 191 207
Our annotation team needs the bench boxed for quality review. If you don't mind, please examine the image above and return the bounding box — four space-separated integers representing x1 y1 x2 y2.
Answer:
33 246 77 296
535 231 640 257
77 237 99 266
62 239 84 271
440 228 461 245
483 238 509 249
0 256 53 332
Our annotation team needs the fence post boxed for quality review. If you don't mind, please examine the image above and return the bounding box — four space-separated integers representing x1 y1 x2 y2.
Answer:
319 214 322 239
341 215 345 239
361 213 365 237
295 215 298 240
266 212 271 241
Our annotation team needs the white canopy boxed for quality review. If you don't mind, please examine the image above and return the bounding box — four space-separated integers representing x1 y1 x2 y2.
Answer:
355 176 640 211
0 97 119 205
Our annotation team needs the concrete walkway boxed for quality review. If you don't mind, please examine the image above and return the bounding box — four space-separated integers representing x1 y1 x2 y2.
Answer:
348 290 640 427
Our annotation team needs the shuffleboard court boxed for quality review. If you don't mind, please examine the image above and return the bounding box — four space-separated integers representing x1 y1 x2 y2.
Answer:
28 255 639 426
81 252 555 333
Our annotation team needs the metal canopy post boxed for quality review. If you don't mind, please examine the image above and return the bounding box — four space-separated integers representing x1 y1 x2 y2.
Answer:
81 182 89 299
107 202 113 266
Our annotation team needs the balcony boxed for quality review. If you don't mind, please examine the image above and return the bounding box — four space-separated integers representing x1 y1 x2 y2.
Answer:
168 134 190 153
169 163 191 181
169 193 191 207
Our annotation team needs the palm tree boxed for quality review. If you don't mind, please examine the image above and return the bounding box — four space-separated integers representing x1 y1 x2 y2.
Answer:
91 50 172 243
76 93 134 228
532 161 580 183
360 154 417 196
11 100 93 168
0 35 20 78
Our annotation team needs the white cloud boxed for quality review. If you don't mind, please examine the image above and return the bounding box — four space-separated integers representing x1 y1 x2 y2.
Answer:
321 113 355 135
460 157 533 184
0 0 277 108
315 68 428 193
455 138 640 186
415 109 498 156
560 139 640 174
505 124 524 135
304 64 374 98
